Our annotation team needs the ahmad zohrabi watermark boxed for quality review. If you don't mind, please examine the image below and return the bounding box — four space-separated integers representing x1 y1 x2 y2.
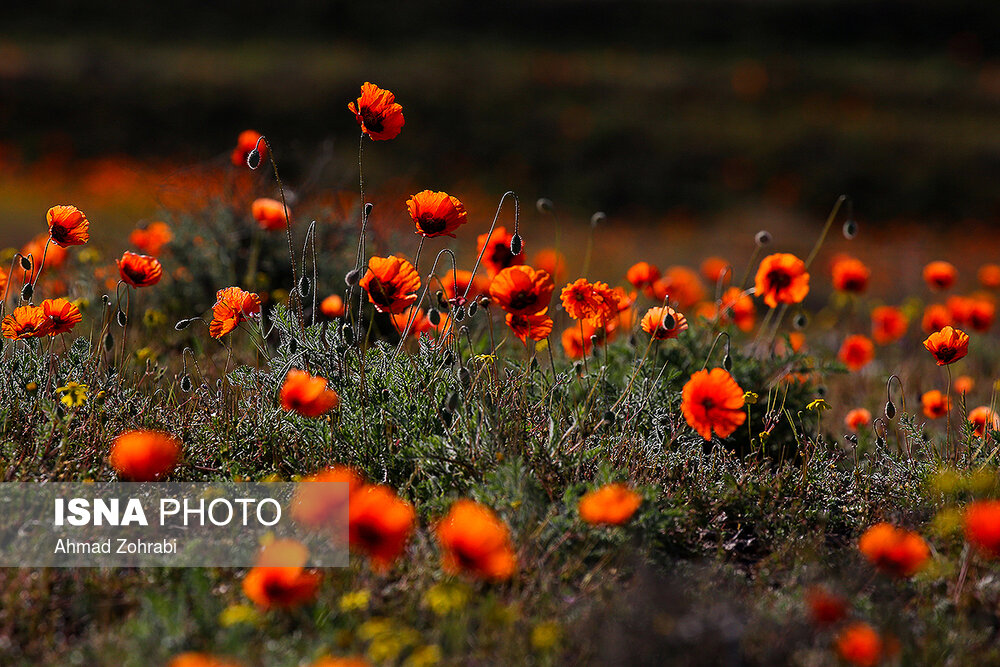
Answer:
0 483 349 567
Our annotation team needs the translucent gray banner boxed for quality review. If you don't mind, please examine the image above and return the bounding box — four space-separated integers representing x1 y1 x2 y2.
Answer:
0 483 349 567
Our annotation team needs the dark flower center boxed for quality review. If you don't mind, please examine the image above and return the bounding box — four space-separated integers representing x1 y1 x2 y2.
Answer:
418 214 447 234
490 243 514 268
766 269 792 291
355 521 385 551
367 278 395 306
360 107 385 133
935 346 955 362
508 290 537 311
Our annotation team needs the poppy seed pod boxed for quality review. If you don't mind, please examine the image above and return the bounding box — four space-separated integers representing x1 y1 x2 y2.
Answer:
447 391 459 412
345 269 361 287
755 230 772 246
246 148 261 170
510 233 523 255
102 295 112 306
591 211 606 227
843 219 859 239
794 313 808 329
20 284 33 301
536 198 554 213
435 290 448 309
458 365 471 388
478 296 490 308
104 332 114 352
459 326 470 337
603 410 616 425
885 401 896 419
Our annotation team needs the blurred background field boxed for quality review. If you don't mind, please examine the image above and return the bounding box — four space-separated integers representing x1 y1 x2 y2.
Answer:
2 0 1000 287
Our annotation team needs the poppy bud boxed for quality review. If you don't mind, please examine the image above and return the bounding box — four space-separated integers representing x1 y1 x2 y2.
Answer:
846 434 858 444
116 310 127 327
755 230 772 246
530 357 539 371
104 332 114 351
428 308 441 327
590 211 606 227
180 374 192 392
459 326 470 338
478 296 490 308
590 335 600 356
246 148 261 170
345 269 361 286
817 386 827 397
443 349 455 366
298 276 311 298
454 305 466 322
364 202 374 219
102 295 112 306
342 323 355 345
536 198 554 213
794 313 808 329
723 354 733 371
510 233 523 255
19 255 32 271
447 391 459 412
435 290 448 309
468 301 478 318
662 313 675 330
380 388 391 402
440 409 453 426
885 400 896 419
458 365 471 388
843 219 858 239
20 284 32 301
174 318 192 331
288 338 298 354
876 435 885 448
573 361 584 376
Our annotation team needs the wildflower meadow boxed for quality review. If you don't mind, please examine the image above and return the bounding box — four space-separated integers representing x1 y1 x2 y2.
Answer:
4 8 1000 666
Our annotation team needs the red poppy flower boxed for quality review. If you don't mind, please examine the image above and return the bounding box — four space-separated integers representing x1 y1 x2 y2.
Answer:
858 523 929 577
47 204 90 247
505 309 553 344
290 465 363 529
946 295 974 326
441 269 489 302
954 375 974 395
209 287 261 338
923 326 969 366
489 265 554 316
41 298 82 335
109 430 181 481
561 279 606 321
681 368 746 440
640 306 688 340
754 253 810 308
359 256 421 314
978 263 1000 289
921 304 952 334
389 307 432 338
532 248 566 282
231 129 265 167
169 653 244 667
477 226 524 278
968 406 999 438
845 408 871 431
921 390 950 419
406 190 468 238
320 294 345 318
718 287 756 332
831 255 870 294
578 484 642 526
838 335 875 371
871 306 907 345
20 234 67 282
348 484 416 572
923 260 957 291
243 564 320 610
1 305 52 340
561 322 595 359
348 82 404 141
280 369 340 417
436 499 516 581
117 251 162 288
0 267 6 298
252 197 290 231
651 266 706 310
129 221 172 256
806 586 847 626
835 622 883 667
700 256 731 285
964 500 1000 558
626 261 661 291
968 299 995 332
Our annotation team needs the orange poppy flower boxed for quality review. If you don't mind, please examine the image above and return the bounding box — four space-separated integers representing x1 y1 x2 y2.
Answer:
506 310 553 344
348 82 404 141
835 622 883 667
231 129 265 167
651 266 706 310
946 295 973 326
968 299 995 332
41 298 82 335
117 251 162 288
209 287 262 338
359 256 421 314
308 658 372 667
406 190 468 238
477 226 524 278
871 306 907 345
626 261 661 291
923 325 969 366
718 287 756 332
1 305 52 339
561 323 595 358
954 375 974 395
0 267 6 297
489 265 554 316
968 406 1000 438
831 255 870 294
348 484 416 572
838 335 875 371
805 586 847 626
532 248 566 282
923 260 957 291
978 263 1000 289
441 269 489 302
700 256 730 285
129 221 172 256
243 564 320 610
320 294 345 318
109 430 181 481
681 368 746 440
921 390 950 419
964 500 1000 558
754 253 809 308
578 483 642 525
280 369 340 417
845 408 872 431
921 304 952 334
640 306 688 340
46 204 90 247
389 307 432 338
169 653 244 667
290 465 363 529
251 197 290 231
560 278 606 321
436 499 516 581
858 523 929 577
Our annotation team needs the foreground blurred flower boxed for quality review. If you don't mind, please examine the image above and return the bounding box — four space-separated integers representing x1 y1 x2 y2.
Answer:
835 622 883 667
651 266 706 310
46 204 90 247
309 657 372 667
561 322 594 358
21 233 67 281
921 304 952 334
117 251 162 288
871 306 907 345
954 375 974 395
806 585 847 626
321 294 345 318
923 325 969 366
109 430 181 481
718 287 756 332
2 305 52 339
129 221 172 256
838 334 875 372
349 484 416 572
640 306 688 340
436 500 516 581
231 129 264 167
921 390 950 419
407 190 468 238
754 253 809 308
489 265 554 316
532 248 566 282
978 263 1000 289
168 653 244 667
280 369 340 417
845 408 871 431
349 82 404 141
243 562 320 610
578 483 642 525
923 260 957 291
681 368 746 440
360 256 421 314
477 226 524 277
209 286 261 338
968 298 995 332
626 261 661 292
968 406 1000 438
700 256 730 285
41 298 82 335
290 465 363 528
506 310 553 344
964 500 1000 558
251 197 290 231
831 255 870 294
858 523 929 577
